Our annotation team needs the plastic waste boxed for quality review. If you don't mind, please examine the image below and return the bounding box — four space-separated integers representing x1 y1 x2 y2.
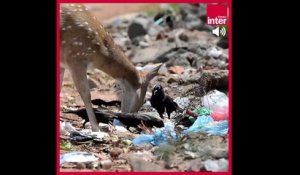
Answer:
80 129 110 142
70 131 93 143
60 121 76 135
132 134 154 145
182 115 228 135
132 122 177 146
185 109 198 118
211 106 228 121
174 97 190 109
202 90 228 120
207 47 223 58
203 158 228 172
60 152 98 165
193 107 211 116
123 139 133 145
112 119 128 132
153 122 176 145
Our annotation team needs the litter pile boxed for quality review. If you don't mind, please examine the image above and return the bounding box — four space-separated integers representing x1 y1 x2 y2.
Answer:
60 3 229 172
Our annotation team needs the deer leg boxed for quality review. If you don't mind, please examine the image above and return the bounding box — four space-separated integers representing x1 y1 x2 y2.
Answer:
68 63 100 132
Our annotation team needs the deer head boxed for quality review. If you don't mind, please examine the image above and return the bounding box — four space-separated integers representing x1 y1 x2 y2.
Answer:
120 64 162 113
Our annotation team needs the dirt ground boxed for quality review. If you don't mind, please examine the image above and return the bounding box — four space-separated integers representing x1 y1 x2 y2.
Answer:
60 3 229 172
84 3 158 21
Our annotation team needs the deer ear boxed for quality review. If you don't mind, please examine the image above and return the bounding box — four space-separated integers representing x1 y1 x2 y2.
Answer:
142 63 163 86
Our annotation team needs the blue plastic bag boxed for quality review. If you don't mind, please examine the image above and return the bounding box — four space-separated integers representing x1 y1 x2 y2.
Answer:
183 115 228 135
132 122 176 146
153 122 177 145
132 134 154 145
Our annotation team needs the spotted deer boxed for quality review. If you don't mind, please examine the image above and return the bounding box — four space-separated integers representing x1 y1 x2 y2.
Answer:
60 4 161 132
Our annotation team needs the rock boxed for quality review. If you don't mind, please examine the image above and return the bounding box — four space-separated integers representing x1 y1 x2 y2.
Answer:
113 37 131 51
128 152 166 172
181 70 228 92
139 41 150 48
100 159 113 169
110 147 124 159
168 57 191 67
168 65 185 74
179 4 199 19
133 16 151 28
165 51 198 67
207 47 223 58
148 24 165 37
135 143 154 151
187 159 204 172
154 144 176 161
156 32 167 40
179 33 189 42
76 163 86 169
167 77 178 84
184 151 198 159
131 36 144 46
184 14 203 30
203 159 228 172
173 97 190 109
210 148 228 159
198 4 207 20
167 37 175 43
128 23 147 40
86 161 99 169
158 63 169 76
217 36 228 49
179 4 212 31
131 41 173 64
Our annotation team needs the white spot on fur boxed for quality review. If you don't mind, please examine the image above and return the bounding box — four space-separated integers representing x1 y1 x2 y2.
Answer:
78 42 83 46
77 52 80 55
95 32 98 35
67 12 71 15
88 47 92 50
67 25 72 29
62 28 66 31
61 40 66 44
84 22 88 25
70 4 74 6
92 50 96 53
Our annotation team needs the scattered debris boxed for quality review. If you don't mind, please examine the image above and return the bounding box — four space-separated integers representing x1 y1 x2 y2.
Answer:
183 116 228 135
169 65 185 74
60 152 98 165
203 158 228 172
60 3 229 172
